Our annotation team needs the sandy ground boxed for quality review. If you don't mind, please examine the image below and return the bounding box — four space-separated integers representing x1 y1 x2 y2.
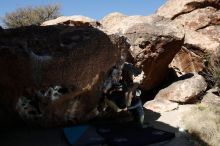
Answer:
145 104 195 146
0 105 195 146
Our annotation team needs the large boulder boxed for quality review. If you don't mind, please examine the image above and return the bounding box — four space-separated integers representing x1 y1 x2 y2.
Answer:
155 74 207 103
144 99 179 113
156 0 220 75
101 13 185 90
100 12 161 34
172 7 219 30
156 0 220 20
0 25 125 127
41 15 101 28
100 12 127 34
202 88 220 106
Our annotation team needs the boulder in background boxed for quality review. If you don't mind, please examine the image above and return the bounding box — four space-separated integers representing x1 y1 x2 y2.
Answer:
155 74 207 103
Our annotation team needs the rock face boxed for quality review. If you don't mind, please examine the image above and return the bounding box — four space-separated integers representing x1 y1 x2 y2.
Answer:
101 13 185 90
170 47 204 76
157 0 220 75
184 29 219 53
173 7 219 31
0 25 124 127
155 74 207 103
41 15 101 28
198 25 220 42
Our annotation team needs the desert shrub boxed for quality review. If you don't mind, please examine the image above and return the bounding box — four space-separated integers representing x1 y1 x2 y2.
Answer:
212 60 220 87
181 104 220 146
3 4 61 28
202 51 220 90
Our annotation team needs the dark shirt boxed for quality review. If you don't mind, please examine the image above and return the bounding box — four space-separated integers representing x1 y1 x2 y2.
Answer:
127 97 142 110
107 89 127 109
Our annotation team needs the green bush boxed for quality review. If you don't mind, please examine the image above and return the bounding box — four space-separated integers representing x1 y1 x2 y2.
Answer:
3 4 61 28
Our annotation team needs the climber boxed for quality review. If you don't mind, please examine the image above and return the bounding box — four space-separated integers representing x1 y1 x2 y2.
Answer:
127 89 145 126
101 59 145 126
103 82 144 126
104 82 127 112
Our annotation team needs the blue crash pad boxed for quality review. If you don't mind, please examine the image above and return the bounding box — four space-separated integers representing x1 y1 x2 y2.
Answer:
63 123 175 146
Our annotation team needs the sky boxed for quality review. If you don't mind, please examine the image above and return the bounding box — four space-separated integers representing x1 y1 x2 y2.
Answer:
0 0 166 22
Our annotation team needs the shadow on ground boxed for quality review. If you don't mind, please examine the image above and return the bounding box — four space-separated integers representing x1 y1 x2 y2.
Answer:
0 108 194 146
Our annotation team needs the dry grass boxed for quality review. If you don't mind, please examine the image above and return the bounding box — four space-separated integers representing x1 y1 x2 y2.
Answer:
181 103 220 146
